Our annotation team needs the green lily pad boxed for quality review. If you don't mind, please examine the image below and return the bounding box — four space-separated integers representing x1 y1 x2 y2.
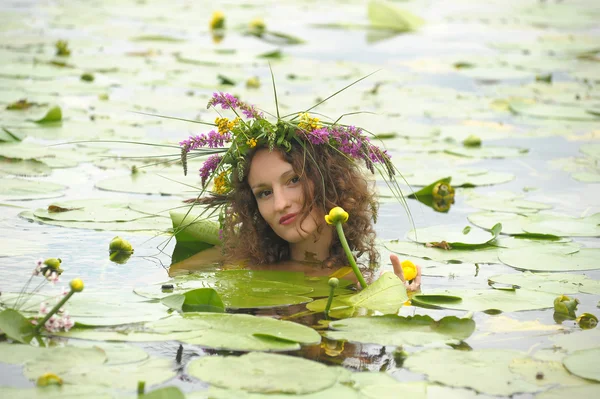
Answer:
509 357 591 387
187 352 340 394
508 100 600 121
0 386 111 399
469 211 600 237
20 210 170 232
135 270 352 308
0 309 35 344
445 145 529 159
325 314 475 346
406 224 500 248
33 106 62 124
139 387 186 399
489 272 600 295
499 247 600 272
0 157 51 177
537 385 600 399
161 288 225 313
406 167 514 187
368 0 424 32
96 170 201 196
60 312 320 352
170 210 221 246
385 240 501 264
551 329 600 353
465 191 552 214
33 199 156 222
404 349 540 396
522 213 600 237
307 272 408 318
0 178 65 200
563 349 600 382
412 288 555 312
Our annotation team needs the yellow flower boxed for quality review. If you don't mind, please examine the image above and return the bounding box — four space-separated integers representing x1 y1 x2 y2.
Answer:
298 112 320 131
246 138 258 148
325 207 349 225
70 278 84 293
249 18 266 35
210 11 225 30
215 117 234 135
400 260 417 281
213 171 229 194
37 372 63 387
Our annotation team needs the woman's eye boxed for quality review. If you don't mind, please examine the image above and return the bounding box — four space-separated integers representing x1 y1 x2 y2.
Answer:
256 190 272 199
290 176 300 184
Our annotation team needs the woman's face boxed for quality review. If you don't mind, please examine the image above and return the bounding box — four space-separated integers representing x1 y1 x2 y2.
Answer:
247 149 322 244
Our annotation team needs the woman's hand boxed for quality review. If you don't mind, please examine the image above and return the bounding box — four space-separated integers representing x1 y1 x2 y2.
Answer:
390 254 422 292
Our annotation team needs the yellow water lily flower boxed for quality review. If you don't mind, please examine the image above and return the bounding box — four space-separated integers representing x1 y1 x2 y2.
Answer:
70 278 84 293
36 372 63 387
400 260 417 281
325 207 349 225
210 11 225 30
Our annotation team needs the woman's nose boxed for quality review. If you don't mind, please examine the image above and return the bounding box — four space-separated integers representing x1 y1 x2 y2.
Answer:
273 188 291 212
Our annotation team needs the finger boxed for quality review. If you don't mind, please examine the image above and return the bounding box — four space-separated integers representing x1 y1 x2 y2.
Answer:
390 254 405 282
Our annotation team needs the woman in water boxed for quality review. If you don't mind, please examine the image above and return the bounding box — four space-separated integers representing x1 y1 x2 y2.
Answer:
177 92 421 291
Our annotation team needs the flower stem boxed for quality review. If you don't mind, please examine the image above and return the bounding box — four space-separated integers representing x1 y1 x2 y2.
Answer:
33 290 74 334
324 284 336 319
335 222 368 289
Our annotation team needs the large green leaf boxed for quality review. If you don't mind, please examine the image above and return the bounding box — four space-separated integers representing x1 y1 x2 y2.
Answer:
489 272 600 294
140 387 186 399
367 0 424 32
0 309 35 344
404 349 540 396
306 272 408 318
33 199 155 222
551 329 600 353
135 270 352 309
161 288 225 313
325 314 475 346
0 178 65 200
187 352 340 394
170 210 221 245
385 240 501 264
406 224 501 248
465 191 551 214
563 349 600 382
537 385 600 399
0 386 111 399
508 100 600 121
59 312 321 352
499 247 600 272
412 288 556 312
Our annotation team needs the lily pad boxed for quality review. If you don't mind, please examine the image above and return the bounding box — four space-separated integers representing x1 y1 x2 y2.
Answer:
522 213 600 237
551 329 600 353
385 240 501 264
445 145 529 159
499 247 600 272
325 314 475 346
135 270 352 309
465 191 552 214
306 272 408 318
367 0 424 32
406 168 514 187
404 349 540 396
406 224 500 248
509 357 591 387
0 386 111 399
59 312 320 352
563 348 600 382
489 272 600 295
412 288 556 312
20 210 170 232
187 352 340 394
0 178 65 200
537 385 600 399
508 100 600 121
33 199 156 222
96 171 201 196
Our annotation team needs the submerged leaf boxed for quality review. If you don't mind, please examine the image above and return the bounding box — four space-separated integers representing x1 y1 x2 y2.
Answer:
33 106 62 124
368 0 424 32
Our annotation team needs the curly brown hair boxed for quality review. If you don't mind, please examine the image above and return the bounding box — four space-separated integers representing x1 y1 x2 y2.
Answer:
212 142 379 267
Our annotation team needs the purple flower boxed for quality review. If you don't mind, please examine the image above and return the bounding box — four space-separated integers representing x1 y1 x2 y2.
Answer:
302 127 330 145
207 92 262 119
180 131 231 153
199 154 222 186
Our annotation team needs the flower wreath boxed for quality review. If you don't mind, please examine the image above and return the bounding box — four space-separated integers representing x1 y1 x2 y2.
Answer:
179 92 398 202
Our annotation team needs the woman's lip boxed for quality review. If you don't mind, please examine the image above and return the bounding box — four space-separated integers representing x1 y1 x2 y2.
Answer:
279 213 297 225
